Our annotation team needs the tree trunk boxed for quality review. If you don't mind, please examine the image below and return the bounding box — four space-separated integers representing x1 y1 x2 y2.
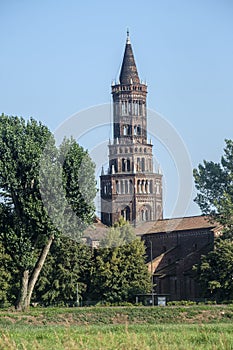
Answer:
15 270 29 311
15 235 54 311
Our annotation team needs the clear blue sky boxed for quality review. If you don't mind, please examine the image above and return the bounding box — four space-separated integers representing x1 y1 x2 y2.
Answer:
1 0 233 218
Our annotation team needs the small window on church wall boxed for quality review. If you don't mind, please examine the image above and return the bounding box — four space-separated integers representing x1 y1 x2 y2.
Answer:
127 159 130 171
122 159 126 172
115 159 118 173
141 210 145 221
116 180 120 194
129 101 132 114
137 125 141 135
137 158 141 171
134 125 137 135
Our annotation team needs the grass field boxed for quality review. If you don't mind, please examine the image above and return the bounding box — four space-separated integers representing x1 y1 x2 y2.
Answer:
1 306 233 349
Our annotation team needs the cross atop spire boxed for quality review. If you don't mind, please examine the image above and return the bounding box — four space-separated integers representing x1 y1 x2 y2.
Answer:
119 31 140 85
126 28 130 44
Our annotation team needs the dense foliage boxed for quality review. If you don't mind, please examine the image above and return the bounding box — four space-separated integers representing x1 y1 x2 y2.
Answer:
194 139 233 301
194 239 233 301
0 114 96 310
33 237 92 306
89 220 151 304
194 139 233 237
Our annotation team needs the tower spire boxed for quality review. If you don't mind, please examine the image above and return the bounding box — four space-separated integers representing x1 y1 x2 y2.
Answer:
119 31 140 84
100 34 163 226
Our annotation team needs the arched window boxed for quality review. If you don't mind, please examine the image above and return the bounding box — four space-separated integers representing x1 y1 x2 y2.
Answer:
140 205 152 222
121 206 130 221
141 209 145 221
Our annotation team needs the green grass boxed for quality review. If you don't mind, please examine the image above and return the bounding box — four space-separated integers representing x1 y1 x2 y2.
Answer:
1 323 233 350
1 305 233 326
1 306 233 349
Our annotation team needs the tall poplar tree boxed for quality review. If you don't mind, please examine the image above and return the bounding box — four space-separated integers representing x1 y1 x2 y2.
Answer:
0 114 96 310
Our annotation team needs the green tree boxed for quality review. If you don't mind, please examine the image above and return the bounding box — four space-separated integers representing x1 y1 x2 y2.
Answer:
193 139 233 300
0 114 96 310
194 239 233 301
33 237 92 306
193 139 233 237
90 220 151 304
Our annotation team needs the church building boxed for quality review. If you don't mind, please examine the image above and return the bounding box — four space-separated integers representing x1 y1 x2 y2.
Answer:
96 32 219 301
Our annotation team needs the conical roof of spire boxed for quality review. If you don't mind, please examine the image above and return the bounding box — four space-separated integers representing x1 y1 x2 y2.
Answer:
119 31 140 85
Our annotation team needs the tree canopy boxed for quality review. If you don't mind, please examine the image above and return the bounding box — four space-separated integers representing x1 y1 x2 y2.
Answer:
193 139 233 301
89 219 151 304
33 237 92 306
194 139 233 237
0 114 96 310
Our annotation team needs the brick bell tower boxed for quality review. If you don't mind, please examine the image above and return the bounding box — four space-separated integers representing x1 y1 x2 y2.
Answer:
100 31 163 226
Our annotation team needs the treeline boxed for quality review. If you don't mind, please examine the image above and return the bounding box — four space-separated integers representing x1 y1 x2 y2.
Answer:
0 114 150 310
0 221 151 307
